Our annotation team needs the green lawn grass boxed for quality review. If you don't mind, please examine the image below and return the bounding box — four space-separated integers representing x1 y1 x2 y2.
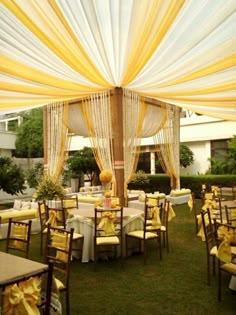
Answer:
1 202 235 315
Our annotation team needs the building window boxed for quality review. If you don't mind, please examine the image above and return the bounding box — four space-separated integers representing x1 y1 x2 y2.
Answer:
211 139 229 159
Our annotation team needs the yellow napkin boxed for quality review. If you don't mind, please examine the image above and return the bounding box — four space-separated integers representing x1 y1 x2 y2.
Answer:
13 224 28 249
3 277 41 315
52 231 70 263
217 240 232 263
211 185 219 197
98 211 116 236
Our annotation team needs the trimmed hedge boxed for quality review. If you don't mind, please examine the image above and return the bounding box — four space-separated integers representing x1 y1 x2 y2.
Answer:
128 174 236 198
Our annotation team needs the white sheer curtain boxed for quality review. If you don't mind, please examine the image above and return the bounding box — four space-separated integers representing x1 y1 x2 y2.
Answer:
44 102 71 180
153 103 181 189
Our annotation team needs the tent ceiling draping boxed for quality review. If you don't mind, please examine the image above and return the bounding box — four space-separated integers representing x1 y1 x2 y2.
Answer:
0 0 235 122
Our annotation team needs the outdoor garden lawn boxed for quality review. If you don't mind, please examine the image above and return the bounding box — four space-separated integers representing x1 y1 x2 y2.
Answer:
0 202 235 315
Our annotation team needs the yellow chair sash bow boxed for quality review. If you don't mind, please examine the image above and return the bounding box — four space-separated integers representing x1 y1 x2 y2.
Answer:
188 195 193 211
13 224 28 249
151 207 161 228
46 210 59 228
52 231 70 263
202 199 216 215
217 226 235 243
217 240 232 263
3 277 41 315
211 185 219 197
167 202 176 221
98 211 116 236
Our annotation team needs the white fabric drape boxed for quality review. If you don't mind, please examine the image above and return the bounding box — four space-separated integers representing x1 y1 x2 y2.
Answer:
0 0 235 120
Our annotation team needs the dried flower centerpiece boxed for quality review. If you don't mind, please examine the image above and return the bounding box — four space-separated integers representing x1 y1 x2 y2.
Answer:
35 174 65 201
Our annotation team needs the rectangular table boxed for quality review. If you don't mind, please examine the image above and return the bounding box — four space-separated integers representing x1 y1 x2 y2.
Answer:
66 207 144 262
0 252 52 315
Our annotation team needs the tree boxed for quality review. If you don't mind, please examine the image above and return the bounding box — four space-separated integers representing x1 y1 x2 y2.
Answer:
0 156 26 195
14 108 43 158
180 144 194 168
64 147 100 185
26 162 44 188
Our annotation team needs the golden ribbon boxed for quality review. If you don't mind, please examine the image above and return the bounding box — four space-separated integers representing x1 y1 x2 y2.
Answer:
98 211 116 236
3 277 41 315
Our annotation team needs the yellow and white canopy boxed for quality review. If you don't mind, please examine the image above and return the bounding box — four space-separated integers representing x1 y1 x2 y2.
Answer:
0 0 235 120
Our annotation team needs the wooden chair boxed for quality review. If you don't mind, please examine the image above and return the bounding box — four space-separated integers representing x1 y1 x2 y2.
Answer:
46 204 84 260
126 201 162 264
200 209 218 285
94 207 123 270
160 200 170 252
45 225 74 315
61 194 79 214
214 223 236 301
6 218 32 258
38 201 48 255
190 192 201 234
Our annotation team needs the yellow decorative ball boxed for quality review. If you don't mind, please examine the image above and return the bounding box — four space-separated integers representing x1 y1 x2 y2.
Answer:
99 169 112 184
104 191 111 198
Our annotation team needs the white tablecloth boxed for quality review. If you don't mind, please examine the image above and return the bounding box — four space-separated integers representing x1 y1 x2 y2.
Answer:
128 197 165 211
166 194 190 205
66 207 144 263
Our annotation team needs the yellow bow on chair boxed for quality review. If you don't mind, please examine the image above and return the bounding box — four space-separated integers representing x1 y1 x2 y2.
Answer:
46 210 59 228
98 211 116 236
217 240 232 264
217 226 235 243
13 224 28 249
188 195 193 211
167 202 176 221
151 207 161 228
3 277 41 315
202 199 216 216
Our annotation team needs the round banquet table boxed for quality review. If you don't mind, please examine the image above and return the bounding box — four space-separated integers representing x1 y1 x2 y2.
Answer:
66 207 144 262
69 207 143 218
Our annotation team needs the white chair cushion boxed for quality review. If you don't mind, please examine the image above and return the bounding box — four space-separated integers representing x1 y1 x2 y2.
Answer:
127 230 158 239
73 232 83 240
96 236 120 245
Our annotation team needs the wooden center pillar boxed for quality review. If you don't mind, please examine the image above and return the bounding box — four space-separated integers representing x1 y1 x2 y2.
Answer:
111 88 125 207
